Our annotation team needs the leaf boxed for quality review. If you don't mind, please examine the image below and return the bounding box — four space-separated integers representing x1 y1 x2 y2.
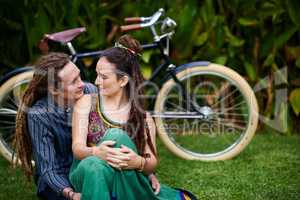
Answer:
289 88 300 116
260 1 285 19
261 34 275 58
196 32 208 46
224 26 245 47
0 16 22 30
200 0 216 27
296 58 300 68
286 0 300 28
238 18 257 26
274 27 298 49
141 64 152 80
286 46 300 59
213 56 227 65
244 62 257 81
263 54 275 67
141 50 153 63
215 17 225 48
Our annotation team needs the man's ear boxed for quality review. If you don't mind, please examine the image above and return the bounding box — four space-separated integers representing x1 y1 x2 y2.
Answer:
119 75 129 87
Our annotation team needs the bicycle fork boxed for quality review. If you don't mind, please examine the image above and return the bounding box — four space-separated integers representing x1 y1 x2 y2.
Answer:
167 64 207 120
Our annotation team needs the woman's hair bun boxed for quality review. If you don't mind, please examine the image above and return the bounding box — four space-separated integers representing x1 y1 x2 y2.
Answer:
117 34 142 54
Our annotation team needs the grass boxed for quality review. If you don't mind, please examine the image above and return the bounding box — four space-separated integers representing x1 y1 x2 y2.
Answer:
0 132 299 200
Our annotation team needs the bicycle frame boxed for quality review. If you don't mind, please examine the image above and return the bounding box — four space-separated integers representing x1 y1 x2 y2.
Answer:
41 8 209 117
67 37 178 82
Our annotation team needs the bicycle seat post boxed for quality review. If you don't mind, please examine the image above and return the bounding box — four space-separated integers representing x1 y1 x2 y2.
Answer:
66 42 77 56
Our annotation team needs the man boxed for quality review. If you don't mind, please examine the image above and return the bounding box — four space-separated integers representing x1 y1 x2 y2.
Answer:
14 52 160 200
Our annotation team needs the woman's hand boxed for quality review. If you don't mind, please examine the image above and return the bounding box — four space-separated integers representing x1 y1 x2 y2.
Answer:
117 144 142 170
149 173 160 195
92 140 117 160
94 141 130 170
106 144 141 170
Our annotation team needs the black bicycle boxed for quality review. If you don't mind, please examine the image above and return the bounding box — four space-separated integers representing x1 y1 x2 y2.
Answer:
0 8 258 163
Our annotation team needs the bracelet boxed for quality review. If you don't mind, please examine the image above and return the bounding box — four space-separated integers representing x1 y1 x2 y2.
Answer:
138 156 143 171
144 156 148 169
138 157 146 172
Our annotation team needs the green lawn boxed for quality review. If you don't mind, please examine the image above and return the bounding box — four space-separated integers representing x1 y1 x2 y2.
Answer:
0 133 299 200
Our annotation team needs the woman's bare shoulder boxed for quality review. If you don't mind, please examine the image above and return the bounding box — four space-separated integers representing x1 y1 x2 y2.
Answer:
74 94 92 112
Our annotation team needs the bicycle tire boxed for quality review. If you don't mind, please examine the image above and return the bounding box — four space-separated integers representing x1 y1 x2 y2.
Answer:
154 63 259 161
0 70 33 163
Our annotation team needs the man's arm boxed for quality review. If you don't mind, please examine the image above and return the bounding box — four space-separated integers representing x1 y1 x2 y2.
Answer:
27 111 73 198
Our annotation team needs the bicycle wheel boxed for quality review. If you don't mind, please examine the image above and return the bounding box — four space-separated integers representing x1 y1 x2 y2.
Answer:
0 70 33 163
154 63 258 161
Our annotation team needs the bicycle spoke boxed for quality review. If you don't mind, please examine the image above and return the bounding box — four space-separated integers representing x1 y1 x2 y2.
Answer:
212 100 247 114
214 112 249 117
7 92 19 109
211 87 239 108
0 125 15 130
165 100 186 112
211 117 247 125
209 119 246 131
0 108 17 115
0 120 15 125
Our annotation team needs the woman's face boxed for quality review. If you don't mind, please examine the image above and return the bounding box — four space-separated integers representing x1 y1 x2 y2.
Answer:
95 57 128 97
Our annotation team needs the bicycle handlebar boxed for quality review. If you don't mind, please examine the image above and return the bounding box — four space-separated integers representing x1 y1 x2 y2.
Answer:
124 17 143 23
120 24 142 32
120 8 165 32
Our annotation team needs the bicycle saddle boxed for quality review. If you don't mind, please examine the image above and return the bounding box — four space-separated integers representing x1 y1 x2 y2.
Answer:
44 27 86 43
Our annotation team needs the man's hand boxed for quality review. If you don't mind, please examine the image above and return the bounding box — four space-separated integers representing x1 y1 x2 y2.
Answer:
149 173 160 195
62 188 81 200
72 192 81 200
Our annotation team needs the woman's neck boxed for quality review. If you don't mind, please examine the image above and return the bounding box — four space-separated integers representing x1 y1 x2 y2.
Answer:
102 90 129 111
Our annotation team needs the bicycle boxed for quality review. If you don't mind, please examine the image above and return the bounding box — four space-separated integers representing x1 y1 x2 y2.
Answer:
0 8 259 163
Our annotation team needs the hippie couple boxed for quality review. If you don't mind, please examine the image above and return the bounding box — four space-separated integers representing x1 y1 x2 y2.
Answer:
14 34 196 200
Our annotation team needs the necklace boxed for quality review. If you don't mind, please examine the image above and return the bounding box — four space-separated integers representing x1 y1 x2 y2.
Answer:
97 94 131 128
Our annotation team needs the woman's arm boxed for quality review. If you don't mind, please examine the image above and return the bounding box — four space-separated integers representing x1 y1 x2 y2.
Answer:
72 94 122 162
141 112 158 174
72 94 94 160
118 112 158 175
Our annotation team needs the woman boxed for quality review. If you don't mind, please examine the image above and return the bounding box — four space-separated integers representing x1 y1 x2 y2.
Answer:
70 35 193 200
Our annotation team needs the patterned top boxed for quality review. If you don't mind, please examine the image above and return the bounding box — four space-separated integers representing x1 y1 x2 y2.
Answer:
87 94 123 146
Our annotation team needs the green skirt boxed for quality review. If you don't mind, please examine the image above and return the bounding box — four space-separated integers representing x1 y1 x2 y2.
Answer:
69 128 183 200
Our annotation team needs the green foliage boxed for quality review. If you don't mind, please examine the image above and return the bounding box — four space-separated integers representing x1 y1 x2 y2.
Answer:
290 89 300 116
0 0 300 133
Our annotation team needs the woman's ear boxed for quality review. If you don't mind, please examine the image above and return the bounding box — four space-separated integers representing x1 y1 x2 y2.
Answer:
119 75 129 87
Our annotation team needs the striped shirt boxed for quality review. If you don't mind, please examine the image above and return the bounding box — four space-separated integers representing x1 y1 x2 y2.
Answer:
27 83 97 196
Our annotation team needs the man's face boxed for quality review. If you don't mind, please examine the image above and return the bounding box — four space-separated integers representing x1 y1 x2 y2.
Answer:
56 62 84 104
